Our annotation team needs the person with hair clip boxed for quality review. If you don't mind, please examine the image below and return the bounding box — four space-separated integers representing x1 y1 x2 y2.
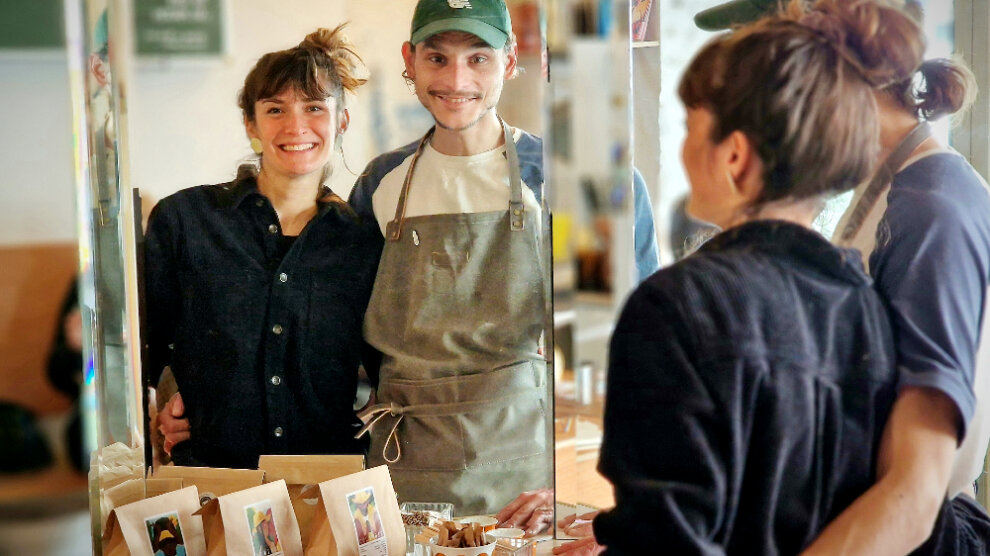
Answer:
147 26 382 469
692 0 990 554
584 1 954 554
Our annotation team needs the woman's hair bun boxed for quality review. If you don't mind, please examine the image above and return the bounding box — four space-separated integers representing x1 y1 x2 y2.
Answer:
301 26 347 57
915 57 978 120
787 0 925 89
299 24 367 95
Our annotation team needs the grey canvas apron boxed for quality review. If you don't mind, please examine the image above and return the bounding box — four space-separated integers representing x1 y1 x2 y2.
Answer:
357 121 551 515
833 122 932 265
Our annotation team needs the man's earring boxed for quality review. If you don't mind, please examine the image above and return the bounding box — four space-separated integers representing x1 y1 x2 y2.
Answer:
250 137 263 154
401 70 416 94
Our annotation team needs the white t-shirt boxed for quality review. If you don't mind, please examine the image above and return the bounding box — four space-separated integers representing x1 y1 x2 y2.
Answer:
368 128 542 236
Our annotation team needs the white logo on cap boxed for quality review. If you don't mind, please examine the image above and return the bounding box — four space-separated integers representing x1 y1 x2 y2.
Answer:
448 0 473 8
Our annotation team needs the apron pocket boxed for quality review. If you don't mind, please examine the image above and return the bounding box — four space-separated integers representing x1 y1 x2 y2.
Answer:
460 391 547 467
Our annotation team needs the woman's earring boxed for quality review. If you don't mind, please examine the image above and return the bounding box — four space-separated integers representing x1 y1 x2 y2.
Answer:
334 134 343 152
725 170 739 193
250 137 263 154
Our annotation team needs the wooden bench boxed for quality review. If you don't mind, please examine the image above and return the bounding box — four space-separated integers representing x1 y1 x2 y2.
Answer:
0 243 78 415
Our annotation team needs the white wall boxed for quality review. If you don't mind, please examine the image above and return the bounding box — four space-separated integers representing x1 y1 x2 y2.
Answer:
0 0 544 247
126 0 431 204
0 54 77 246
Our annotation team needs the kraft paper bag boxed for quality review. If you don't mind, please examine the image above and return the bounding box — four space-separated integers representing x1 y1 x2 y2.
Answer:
258 454 365 485
258 454 365 546
197 479 303 556
102 477 184 535
102 478 147 526
305 465 404 556
103 485 207 556
154 465 265 506
145 478 185 499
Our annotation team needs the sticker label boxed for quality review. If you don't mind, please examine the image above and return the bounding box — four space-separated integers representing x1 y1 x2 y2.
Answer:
346 486 388 556
145 511 187 556
245 499 284 556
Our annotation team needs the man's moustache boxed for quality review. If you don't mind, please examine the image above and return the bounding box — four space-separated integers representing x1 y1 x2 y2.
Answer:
428 89 481 98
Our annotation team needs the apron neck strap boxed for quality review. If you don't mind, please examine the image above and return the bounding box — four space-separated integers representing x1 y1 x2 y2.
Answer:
503 119 526 232
385 128 434 242
884 122 933 176
384 119 525 242
836 122 932 243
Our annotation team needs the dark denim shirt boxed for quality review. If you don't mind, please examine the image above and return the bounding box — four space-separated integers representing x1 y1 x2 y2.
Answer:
144 174 382 469
594 221 897 555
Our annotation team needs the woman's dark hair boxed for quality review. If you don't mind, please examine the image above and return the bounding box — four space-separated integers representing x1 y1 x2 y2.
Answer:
884 57 978 121
239 24 367 122
678 0 925 206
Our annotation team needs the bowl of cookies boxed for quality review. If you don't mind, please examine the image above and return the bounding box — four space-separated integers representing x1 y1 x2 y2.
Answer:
428 520 497 556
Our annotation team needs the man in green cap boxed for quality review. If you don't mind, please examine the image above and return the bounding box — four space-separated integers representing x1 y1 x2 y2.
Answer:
348 0 660 528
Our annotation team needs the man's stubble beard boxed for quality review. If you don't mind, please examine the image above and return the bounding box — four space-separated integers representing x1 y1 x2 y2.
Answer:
432 99 499 132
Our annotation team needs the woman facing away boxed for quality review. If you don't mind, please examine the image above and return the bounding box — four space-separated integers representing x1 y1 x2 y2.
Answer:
556 2 990 554
145 26 382 469
591 2 922 554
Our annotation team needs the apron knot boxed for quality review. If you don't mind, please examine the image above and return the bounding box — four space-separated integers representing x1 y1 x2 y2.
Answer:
355 403 404 463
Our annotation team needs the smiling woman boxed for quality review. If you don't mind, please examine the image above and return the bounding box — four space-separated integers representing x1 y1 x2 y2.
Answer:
144 26 384 470
247 91 339 184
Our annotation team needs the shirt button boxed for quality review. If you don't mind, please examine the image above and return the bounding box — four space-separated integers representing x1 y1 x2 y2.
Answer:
273 426 284 437
278 272 288 283
271 375 281 386
255 199 264 207
272 324 283 335
268 223 278 234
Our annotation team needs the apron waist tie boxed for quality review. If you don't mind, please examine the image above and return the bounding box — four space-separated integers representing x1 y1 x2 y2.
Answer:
354 389 545 464
355 403 406 463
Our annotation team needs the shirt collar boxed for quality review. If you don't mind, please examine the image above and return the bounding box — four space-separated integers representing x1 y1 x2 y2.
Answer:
219 167 340 219
698 220 871 286
226 173 261 209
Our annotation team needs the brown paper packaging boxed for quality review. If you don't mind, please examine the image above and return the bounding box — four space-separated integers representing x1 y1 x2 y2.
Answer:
145 478 185 499
103 485 207 556
305 465 405 556
258 454 365 546
197 479 303 556
154 465 265 505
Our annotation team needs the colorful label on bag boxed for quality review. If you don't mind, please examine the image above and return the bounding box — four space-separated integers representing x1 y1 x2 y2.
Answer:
346 486 388 556
244 499 284 556
145 511 188 556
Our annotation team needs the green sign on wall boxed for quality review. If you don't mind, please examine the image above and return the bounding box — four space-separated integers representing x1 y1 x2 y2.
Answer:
0 0 64 50
134 0 223 56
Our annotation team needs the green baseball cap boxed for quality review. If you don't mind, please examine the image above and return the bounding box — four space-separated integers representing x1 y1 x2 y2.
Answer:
694 0 784 31
410 0 512 49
